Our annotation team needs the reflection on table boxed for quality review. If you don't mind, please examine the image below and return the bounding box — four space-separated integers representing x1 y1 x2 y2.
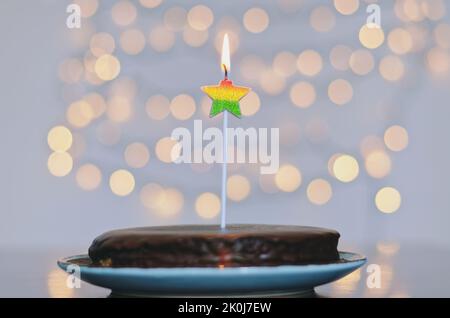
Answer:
2 242 449 298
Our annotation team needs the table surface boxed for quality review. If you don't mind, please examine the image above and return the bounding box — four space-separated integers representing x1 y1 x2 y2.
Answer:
1 243 449 298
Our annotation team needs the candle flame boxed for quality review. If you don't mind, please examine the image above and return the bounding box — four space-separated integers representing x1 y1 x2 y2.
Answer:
221 33 230 75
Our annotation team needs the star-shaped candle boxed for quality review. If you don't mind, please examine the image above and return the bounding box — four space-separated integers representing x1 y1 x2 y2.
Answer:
201 34 250 118
201 34 251 229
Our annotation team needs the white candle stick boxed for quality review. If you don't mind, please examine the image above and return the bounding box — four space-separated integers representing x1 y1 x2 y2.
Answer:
220 111 228 230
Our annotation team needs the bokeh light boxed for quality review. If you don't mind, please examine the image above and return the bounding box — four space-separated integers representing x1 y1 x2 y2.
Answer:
141 184 184 218
333 0 359 15
330 45 352 71
307 179 333 205
434 23 450 49
90 32 115 57
272 51 297 77
290 81 316 108
187 5 214 31
195 192 221 219
106 96 132 123
243 8 269 33
76 164 102 191
375 187 401 213
259 69 285 96
149 26 175 52
227 175 251 202
349 49 374 75
297 50 323 76
275 164 302 192
163 6 187 32
109 169 135 196
359 23 385 49
124 142 150 168
146 95 170 120
384 125 409 152
365 151 392 179
388 28 413 55
94 54 121 81
328 79 353 105
426 47 450 75
47 126 73 152
310 6 335 32
332 154 359 183
422 0 446 21
376 241 400 256
139 0 162 9
183 27 209 47
360 135 385 157
379 55 405 81
140 183 164 210
74 0 98 18
111 1 137 27
66 100 93 128
155 137 181 163
120 29 146 55
83 93 106 119
47 152 73 177
170 94 196 120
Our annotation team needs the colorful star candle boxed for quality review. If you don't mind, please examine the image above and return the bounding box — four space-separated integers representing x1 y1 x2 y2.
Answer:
201 34 250 229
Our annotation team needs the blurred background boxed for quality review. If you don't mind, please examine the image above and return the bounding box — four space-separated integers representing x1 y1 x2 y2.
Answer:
1 0 449 258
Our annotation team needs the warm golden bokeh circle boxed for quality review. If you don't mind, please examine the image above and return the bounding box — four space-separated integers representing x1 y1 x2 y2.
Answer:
333 0 359 15
384 125 409 152
290 81 316 108
94 54 121 81
76 164 102 191
307 179 333 205
332 154 359 183
124 142 150 168
365 151 392 179
227 175 251 202
146 95 170 120
48 126 73 152
243 8 269 33
155 137 181 163
48 152 73 177
187 5 214 31
109 169 135 196
359 23 385 49
195 192 221 219
328 79 353 105
375 187 401 213
170 94 196 120
275 164 302 192
297 50 323 76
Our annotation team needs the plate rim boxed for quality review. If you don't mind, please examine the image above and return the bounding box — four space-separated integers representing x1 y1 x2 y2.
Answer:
57 251 367 274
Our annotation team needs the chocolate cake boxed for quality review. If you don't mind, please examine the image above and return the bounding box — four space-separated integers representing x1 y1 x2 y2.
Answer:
89 224 339 268
88 224 340 268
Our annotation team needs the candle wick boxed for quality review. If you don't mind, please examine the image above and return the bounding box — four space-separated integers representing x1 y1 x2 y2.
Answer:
223 64 228 80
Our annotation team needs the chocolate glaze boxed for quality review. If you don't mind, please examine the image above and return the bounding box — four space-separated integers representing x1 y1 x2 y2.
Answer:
88 224 340 268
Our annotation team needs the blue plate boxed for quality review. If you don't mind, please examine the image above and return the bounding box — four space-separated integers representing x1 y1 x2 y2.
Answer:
57 252 366 297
